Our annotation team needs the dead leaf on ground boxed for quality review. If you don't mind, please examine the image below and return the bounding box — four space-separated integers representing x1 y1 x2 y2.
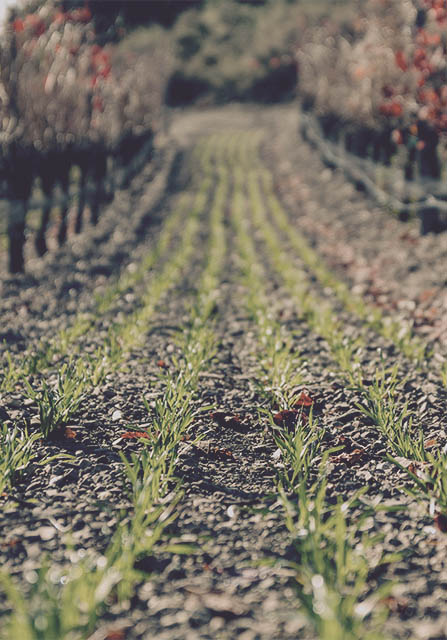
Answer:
50 426 78 441
434 513 447 533
210 411 250 432
87 626 129 640
382 595 410 614
192 440 235 461
1 538 22 550
104 631 126 640
120 431 149 440
294 391 313 407
273 409 307 430
417 288 438 304
331 447 366 465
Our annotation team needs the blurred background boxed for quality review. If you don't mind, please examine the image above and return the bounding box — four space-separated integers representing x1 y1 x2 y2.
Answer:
0 0 445 271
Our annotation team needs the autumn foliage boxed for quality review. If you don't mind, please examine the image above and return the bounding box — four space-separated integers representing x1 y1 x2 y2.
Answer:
0 0 172 273
1 1 170 153
297 0 446 177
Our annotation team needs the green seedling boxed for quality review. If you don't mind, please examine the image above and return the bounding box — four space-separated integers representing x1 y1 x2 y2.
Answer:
230 134 404 640
271 411 325 491
389 437 447 517
440 360 447 389
24 342 57 376
280 477 396 640
24 363 87 438
352 365 424 461
0 351 21 392
0 139 217 401
0 424 41 496
58 316 93 355
0 423 72 498
0 550 125 640
84 347 110 388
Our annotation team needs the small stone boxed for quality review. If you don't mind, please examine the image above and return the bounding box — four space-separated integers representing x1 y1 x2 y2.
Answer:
38 526 56 541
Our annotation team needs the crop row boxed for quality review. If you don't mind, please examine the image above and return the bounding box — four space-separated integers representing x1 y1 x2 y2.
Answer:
230 136 398 639
0 138 217 395
230 131 445 637
0 135 221 498
0 132 233 638
248 132 447 510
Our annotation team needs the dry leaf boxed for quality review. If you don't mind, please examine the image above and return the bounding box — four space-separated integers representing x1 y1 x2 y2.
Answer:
210 411 249 432
294 391 313 407
434 513 447 533
382 595 409 614
120 431 149 440
273 409 305 430
331 448 366 465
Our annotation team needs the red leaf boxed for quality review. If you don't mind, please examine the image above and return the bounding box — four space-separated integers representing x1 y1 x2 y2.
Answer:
210 412 248 431
294 391 313 407
395 50 408 72
273 410 302 430
379 101 403 117
209 446 234 461
416 140 425 151
434 513 447 533
192 440 236 461
13 18 24 32
392 129 403 145
51 426 77 442
331 448 366 465
104 630 126 640
121 431 149 440
417 288 437 304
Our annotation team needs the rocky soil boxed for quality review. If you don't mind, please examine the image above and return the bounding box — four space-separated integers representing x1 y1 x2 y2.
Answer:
0 105 446 640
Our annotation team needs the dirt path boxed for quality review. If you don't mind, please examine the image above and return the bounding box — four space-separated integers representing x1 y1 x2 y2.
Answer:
0 105 446 640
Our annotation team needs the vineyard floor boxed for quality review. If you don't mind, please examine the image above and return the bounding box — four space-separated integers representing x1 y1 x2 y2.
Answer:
1 105 447 640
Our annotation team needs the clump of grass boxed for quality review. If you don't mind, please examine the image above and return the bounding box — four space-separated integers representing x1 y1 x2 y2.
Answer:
352 364 423 461
280 478 396 640
271 411 325 491
229 132 404 639
0 134 231 640
0 424 61 497
24 363 87 438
